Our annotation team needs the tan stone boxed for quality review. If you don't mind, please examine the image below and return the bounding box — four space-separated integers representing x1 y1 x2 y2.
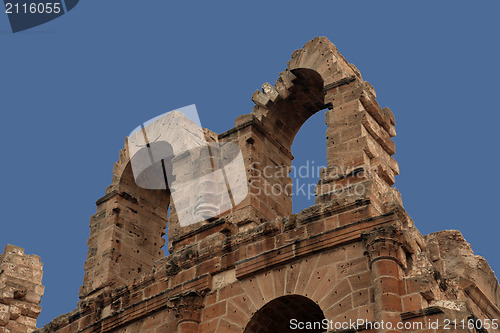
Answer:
1 37 497 333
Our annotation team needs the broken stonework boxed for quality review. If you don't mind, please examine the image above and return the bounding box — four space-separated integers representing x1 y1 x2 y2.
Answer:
0 245 44 333
4 37 499 333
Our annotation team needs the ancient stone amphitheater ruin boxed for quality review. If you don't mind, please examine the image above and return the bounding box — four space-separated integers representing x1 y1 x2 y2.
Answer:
1 37 498 333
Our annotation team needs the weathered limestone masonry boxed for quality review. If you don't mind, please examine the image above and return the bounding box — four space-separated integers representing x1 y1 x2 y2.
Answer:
2 36 497 332
0 245 44 333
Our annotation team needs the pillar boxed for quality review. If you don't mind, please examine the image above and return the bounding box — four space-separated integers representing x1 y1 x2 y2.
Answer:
362 226 407 333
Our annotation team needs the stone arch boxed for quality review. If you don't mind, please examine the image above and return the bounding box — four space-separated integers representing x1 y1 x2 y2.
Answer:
250 37 361 151
81 109 227 298
244 295 326 333
231 36 398 221
110 142 173 250
255 68 326 150
206 246 374 332
80 141 171 298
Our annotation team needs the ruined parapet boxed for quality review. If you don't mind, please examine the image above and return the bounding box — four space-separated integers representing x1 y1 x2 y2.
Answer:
33 37 499 333
425 230 500 320
0 245 44 333
219 37 401 230
78 147 170 299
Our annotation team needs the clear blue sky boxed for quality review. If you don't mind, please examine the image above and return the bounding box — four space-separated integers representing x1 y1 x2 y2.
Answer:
1 0 499 327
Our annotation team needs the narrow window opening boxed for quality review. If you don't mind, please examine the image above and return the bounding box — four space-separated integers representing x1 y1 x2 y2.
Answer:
163 206 171 256
290 110 328 213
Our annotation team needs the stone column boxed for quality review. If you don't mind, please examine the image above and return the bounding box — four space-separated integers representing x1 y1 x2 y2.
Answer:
0 244 44 333
171 293 203 333
319 79 400 214
362 226 407 333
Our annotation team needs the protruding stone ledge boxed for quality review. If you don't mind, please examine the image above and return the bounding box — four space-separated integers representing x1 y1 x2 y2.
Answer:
322 75 357 92
400 306 444 320
236 212 398 280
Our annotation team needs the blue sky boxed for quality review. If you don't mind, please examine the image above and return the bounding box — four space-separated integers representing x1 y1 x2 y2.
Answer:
0 0 499 327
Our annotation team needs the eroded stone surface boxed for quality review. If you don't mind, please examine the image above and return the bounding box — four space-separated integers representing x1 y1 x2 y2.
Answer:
0 245 44 333
3 37 498 333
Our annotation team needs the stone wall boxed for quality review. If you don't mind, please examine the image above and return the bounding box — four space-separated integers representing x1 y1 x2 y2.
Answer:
5 37 499 333
0 245 44 333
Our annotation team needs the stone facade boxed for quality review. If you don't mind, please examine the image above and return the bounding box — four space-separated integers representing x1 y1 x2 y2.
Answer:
2 37 499 333
0 245 44 333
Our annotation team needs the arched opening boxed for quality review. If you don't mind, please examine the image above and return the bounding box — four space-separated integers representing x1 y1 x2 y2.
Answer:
290 109 328 213
81 154 172 298
252 68 328 217
117 161 171 258
128 140 175 257
263 68 326 149
244 295 326 333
